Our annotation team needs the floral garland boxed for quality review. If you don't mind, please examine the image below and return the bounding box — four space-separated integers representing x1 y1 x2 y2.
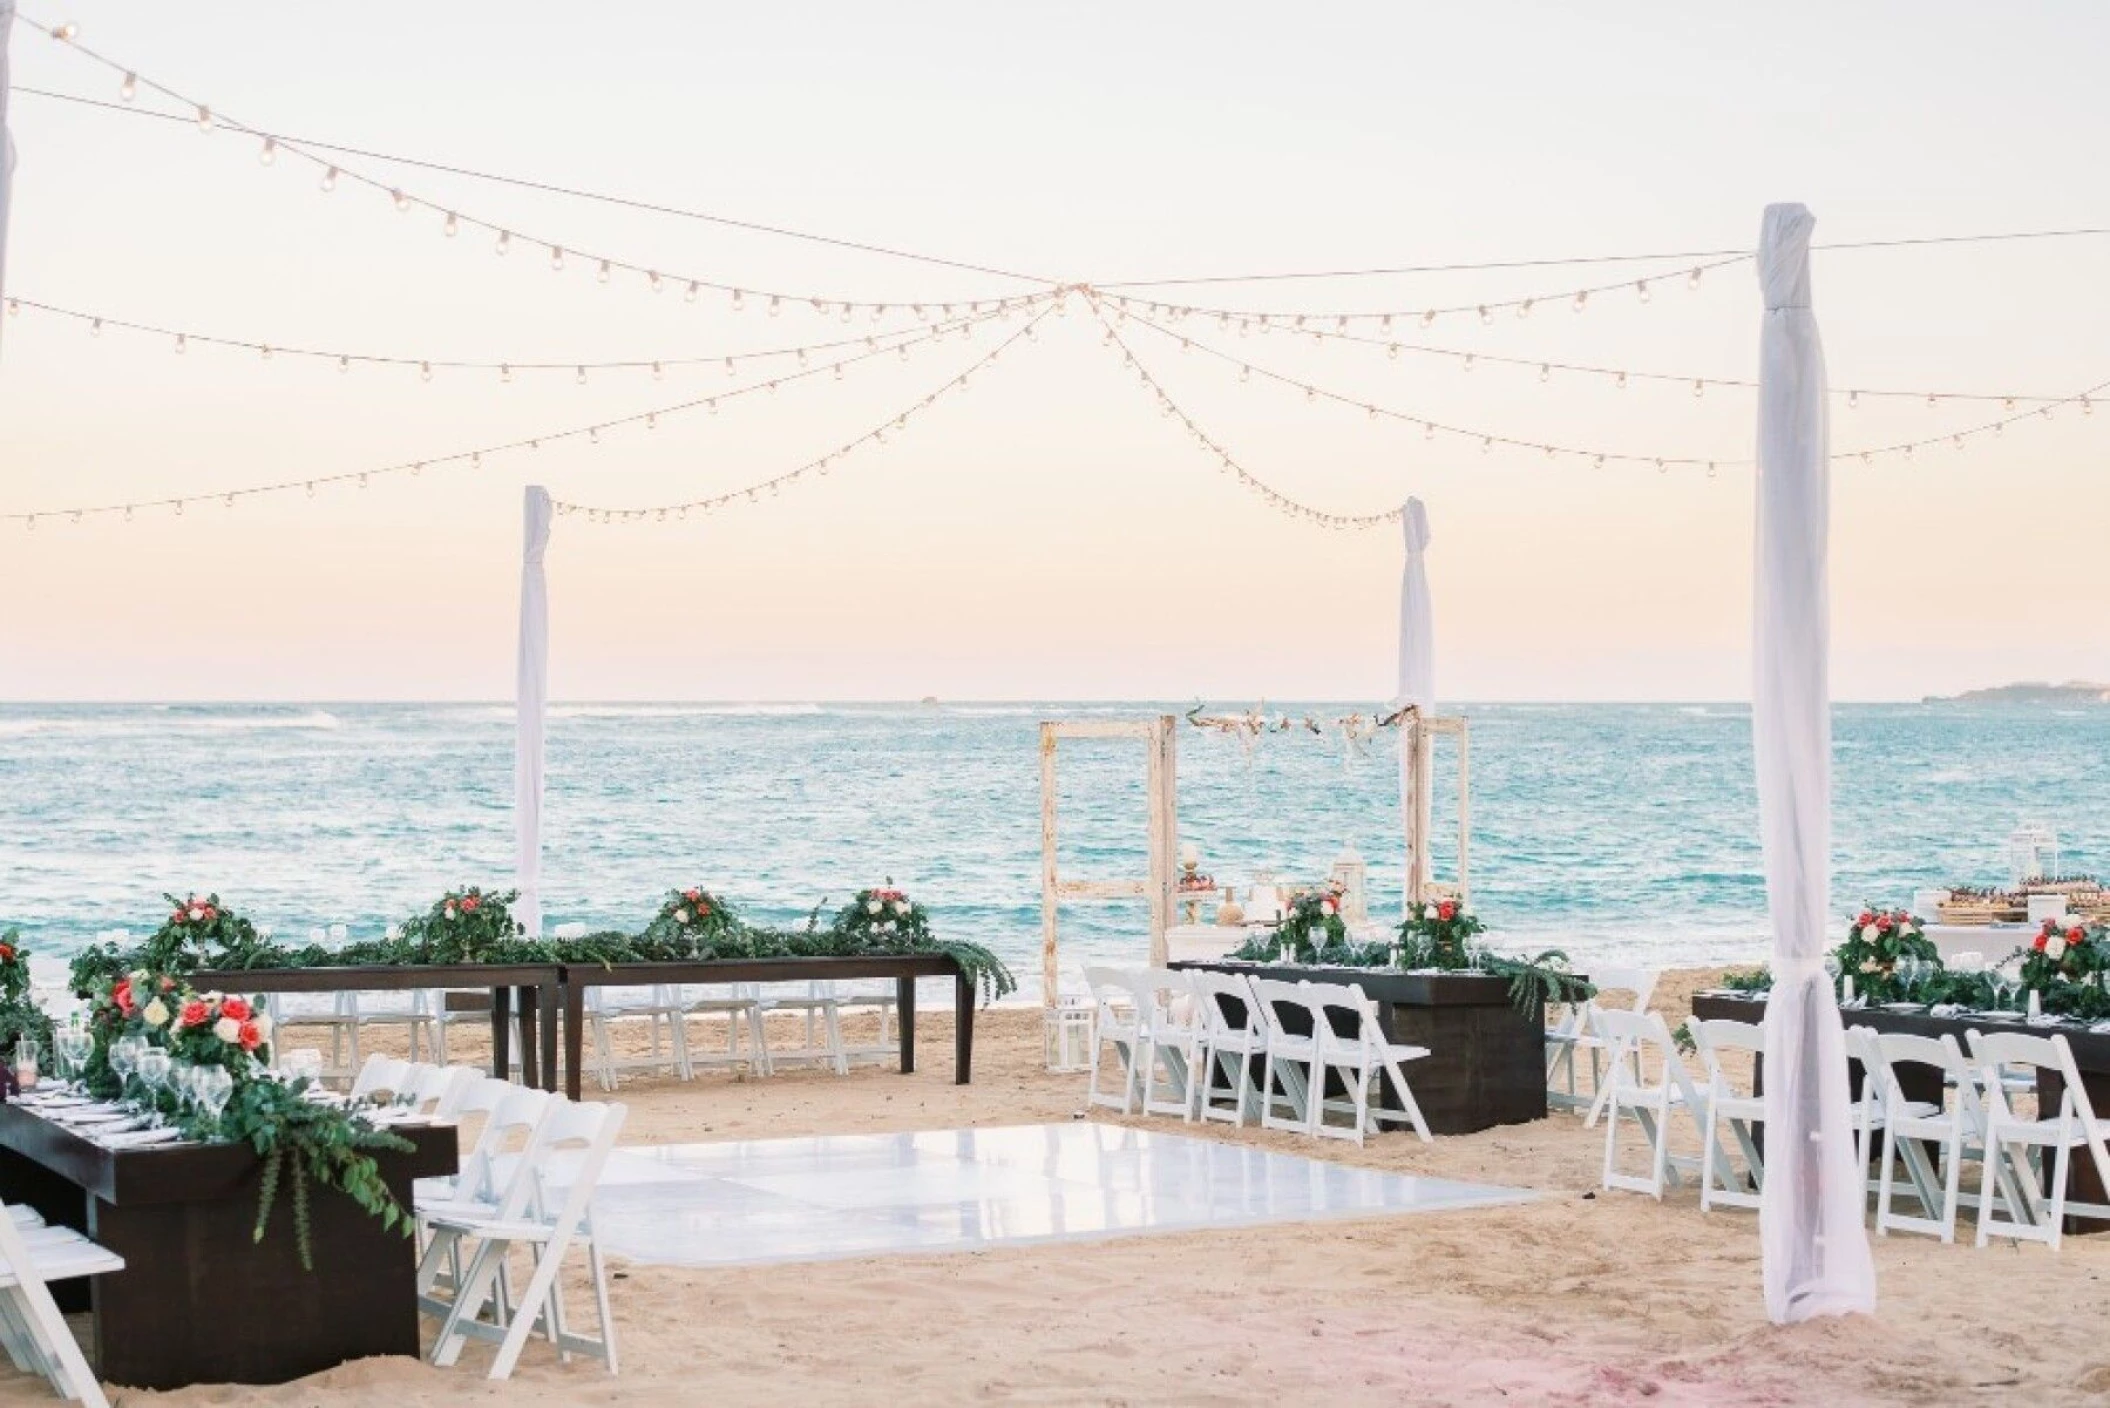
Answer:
0 930 53 1062
2018 919 2110 1018
1397 895 1486 970
639 886 740 946
1233 884 1388 966
83 970 412 1269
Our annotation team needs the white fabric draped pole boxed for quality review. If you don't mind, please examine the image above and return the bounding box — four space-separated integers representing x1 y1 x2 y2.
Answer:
1396 497 1433 899
0 0 18 341
1753 204 1875 1322
515 485 553 939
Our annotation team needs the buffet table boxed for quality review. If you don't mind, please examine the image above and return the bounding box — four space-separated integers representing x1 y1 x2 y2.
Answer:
1172 960 1549 1133
0 1100 457 1388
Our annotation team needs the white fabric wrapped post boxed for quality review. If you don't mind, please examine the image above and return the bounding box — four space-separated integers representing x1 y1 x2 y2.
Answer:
1752 204 1876 1322
0 0 18 341
1395 497 1433 900
515 486 553 939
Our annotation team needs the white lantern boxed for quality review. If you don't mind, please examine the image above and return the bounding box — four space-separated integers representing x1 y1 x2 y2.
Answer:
1043 994 1095 1073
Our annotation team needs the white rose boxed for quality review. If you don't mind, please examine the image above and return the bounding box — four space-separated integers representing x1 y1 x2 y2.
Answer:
214 1017 242 1043
445 905 457 920
881 920 896 934
143 998 170 1027
2047 937 2067 962
675 908 691 924
187 907 205 922
891 900 909 917
866 900 883 915
384 925 400 941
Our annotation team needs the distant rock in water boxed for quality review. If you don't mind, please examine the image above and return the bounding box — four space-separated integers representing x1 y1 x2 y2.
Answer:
919 696 940 707
1927 681 2110 705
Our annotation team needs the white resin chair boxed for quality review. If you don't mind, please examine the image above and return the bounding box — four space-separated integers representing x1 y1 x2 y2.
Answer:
1130 968 1203 1120
1689 1017 1765 1211
1248 977 1322 1134
1968 1029 2110 1249
1597 1009 1716 1198
1307 982 1432 1145
0 1197 122 1407
426 1098 630 1380
676 984 771 1078
1544 965 1657 1123
348 1054 414 1103
1870 1031 1985 1243
1188 969 1268 1126
1084 966 1144 1114
585 983 693 1089
403 1063 481 1120
752 982 851 1076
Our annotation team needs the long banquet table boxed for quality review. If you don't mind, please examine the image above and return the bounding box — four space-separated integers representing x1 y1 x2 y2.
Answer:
1171 959 1550 1134
1691 989 2110 1231
0 1100 457 1388
558 954 976 1101
191 962 566 1091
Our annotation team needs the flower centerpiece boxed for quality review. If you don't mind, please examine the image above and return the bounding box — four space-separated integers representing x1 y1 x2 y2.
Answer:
2018 918 2110 1019
83 969 412 1269
395 886 524 964
1833 906 1937 1000
71 892 266 992
1233 883 1388 966
0 930 54 1063
637 886 740 955
826 883 1017 1004
1394 898 1592 1013
835 884 932 946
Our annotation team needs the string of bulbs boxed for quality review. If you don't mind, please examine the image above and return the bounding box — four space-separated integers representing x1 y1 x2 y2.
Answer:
22 14 1037 321
3 301 1028 527
1116 304 2108 472
1091 304 1401 528
553 310 1052 522
0 292 1038 382
1106 298 2082 408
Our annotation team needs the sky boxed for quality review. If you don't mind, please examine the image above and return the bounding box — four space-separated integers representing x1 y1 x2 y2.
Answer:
2 1 2107 702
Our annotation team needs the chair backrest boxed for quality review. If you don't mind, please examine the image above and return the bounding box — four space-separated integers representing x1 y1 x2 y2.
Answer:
1967 1028 2082 1124
1593 1008 1676 1090
1082 966 1135 1028
349 1054 411 1102
1246 976 1315 1043
524 1098 630 1235
1185 969 1262 1040
406 1063 480 1119
1688 1018 1762 1095
1588 966 1659 1012
1303 981 1374 1054
1871 1030 1980 1129
459 1084 555 1204
1128 968 1196 1033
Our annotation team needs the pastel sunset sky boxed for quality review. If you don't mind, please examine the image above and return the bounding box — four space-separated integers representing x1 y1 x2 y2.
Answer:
3 1 2106 702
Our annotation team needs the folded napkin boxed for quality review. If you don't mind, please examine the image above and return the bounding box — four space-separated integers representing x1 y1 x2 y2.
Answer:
2027 1013 2063 1028
96 1127 187 1150
2090 1020 2110 1035
1929 1003 1964 1018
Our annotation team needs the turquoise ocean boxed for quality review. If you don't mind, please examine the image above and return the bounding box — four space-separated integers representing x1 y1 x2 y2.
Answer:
3 701 2106 998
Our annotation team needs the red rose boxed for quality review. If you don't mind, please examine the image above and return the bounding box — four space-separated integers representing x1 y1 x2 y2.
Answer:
2070 927 2088 943
2035 935 2049 952
684 889 700 902
178 1000 209 1028
461 896 480 913
1436 901 1457 921
1857 911 1874 926
159 976 176 992
0 944 14 962
696 901 711 915
112 978 137 1016
171 910 186 924
220 997 252 1022
238 1021 263 1052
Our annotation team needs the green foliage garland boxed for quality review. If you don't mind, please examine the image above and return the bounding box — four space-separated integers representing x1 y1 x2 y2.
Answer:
0 931 54 1062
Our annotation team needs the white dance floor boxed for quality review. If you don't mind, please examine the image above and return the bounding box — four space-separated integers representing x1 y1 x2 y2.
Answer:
581 1123 1529 1268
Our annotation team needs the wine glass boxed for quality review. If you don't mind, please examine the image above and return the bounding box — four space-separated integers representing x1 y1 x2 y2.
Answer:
109 1035 143 1100
201 1067 234 1125
136 1047 171 1126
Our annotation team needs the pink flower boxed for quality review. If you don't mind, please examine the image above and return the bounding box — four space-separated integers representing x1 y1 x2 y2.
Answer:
220 997 253 1022
238 1021 263 1052
177 1000 209 1028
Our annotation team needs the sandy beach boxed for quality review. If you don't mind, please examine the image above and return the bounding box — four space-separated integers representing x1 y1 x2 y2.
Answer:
5 966 2092 1408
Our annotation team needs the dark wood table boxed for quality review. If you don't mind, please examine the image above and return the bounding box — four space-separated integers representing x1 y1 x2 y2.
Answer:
1693 991 2110 1231
0 1100 457 1388
1172 960 1547 1134
192 963 565 1091
558 955 976 1101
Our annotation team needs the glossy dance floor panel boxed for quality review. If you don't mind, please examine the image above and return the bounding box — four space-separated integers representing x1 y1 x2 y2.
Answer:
582 1123 1530 1268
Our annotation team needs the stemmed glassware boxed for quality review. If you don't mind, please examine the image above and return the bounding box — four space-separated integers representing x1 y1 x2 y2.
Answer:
195 1066 233 1126
109 1034 145 1100
135 1047 171 1127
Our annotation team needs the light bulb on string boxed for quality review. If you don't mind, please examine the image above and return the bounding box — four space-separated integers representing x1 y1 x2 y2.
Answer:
336 354 347 373
652 361 664 380
1421 310 1436 328
1477 305 1492 326
685 282 700 303
443 212 459 238
174 334 187 354
1636 280 1650 303
1517 299 1534 320
549 247 565 272
420 361 432 383
1616 371 1628 390
1539 364 1551 383
258 343 271 360
1462 354 1475 372
119 72 137 102
89 318 101 337
319 166 339 191
1848 390 1859 409
1692 379 1704 398
2084 397 2095 416
499 363 512 383
1573 290 1588 312
1687 267 1703 291
1423 422 1435 440
597 261 612 284
769 296 782 317
647 271 661 293
391 189 410 213
258 138 277 166
195 105 212 131
1480 437 1492 454
495 230 511 256
1927 393 1939 407
724 357 736 378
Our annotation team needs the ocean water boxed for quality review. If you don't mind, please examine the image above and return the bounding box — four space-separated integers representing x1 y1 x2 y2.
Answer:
3 701 2107 998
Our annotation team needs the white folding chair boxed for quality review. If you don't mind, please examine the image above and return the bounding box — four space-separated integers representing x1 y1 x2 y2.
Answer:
348 1054 414 1104
0 1197 122 1407
1188 969 1268 1126
1969 1029 2110 1250
1689 1017 1765 1211
1130 969 1202 1120
1083 966 1143 1114
1870 1031 1985 1243
584 984 692 1089
426 1098 629 1379
1308 983 1432 1145
1248 977 1322 1135
416 1081 554 1290
753 982 850 1076
1547 965 1657 1124
1597 1009 1718 1198
832 983 901 1065
403 1063 481 1121
676 984 770 1078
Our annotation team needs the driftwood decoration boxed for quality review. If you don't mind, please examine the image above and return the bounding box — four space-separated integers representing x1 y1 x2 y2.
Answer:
1401 712 1470 908
1038 717 1178 1004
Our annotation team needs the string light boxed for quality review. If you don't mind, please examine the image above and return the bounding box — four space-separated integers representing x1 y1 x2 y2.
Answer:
257 137 276 166
319 165 337 192
443 211 458 238
0 295 1037 380
194 104 211 131
118 71 136 102
552 311 1049 524
4 303 1026 526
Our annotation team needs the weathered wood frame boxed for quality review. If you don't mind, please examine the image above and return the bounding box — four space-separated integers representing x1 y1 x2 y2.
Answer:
1038 716 1178 1004
1401 711 1471 908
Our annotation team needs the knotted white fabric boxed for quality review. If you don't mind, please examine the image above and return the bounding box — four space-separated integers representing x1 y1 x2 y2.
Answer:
0 1 18 345
1396 498 1433 897
1753 203 1876 1322
515 486 553 939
